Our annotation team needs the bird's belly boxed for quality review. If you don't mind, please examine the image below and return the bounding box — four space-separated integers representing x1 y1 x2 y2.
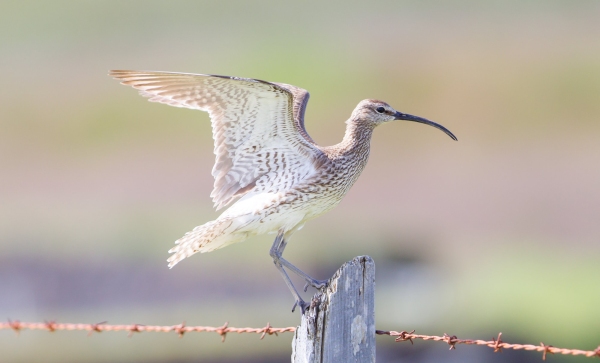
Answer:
253 207 308 235
220 188 342 235
220 192 306 232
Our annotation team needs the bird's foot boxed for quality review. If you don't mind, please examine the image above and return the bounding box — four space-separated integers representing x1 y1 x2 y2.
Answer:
291 298 309 314
303 278 328 292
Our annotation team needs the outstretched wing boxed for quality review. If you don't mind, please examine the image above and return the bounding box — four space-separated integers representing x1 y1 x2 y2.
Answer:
110 70 323 209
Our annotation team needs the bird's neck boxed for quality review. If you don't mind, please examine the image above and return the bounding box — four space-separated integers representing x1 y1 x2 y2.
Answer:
337 119 375 156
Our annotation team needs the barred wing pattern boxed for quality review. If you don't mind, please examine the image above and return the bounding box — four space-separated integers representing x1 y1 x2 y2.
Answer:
110 71 323 210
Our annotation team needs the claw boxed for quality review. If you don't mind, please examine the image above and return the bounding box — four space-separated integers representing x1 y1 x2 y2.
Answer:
291 298 309 314
305 278 328 290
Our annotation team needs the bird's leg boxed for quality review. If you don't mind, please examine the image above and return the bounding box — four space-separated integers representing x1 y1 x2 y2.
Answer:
270 231 328 293
270 231 308 313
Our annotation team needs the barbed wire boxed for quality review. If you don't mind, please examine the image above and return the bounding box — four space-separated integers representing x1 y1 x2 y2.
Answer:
376 330 600 360
0 320 294 342
2 320 599 359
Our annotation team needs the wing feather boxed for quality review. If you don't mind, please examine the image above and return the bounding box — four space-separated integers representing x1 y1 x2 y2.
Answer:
110 70 322 209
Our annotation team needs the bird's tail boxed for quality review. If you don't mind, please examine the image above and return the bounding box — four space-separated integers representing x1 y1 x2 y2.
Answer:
167 218 245 268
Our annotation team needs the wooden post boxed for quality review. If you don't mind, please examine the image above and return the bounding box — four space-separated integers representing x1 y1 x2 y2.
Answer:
291 256 375 363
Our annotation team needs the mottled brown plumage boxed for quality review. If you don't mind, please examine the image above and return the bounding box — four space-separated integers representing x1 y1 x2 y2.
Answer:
110 70 457 312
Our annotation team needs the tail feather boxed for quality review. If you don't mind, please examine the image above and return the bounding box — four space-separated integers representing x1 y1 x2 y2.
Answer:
167 218 238 268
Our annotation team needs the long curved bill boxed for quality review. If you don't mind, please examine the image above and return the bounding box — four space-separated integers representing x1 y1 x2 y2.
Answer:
394 111 457 141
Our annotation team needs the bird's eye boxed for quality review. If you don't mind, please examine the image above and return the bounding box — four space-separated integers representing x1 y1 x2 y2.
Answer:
376 107 385 114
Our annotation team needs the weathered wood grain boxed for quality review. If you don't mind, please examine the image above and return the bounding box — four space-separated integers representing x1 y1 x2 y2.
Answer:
291 256 375 363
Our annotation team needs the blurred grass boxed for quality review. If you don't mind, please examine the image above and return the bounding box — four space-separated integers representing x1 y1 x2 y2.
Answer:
452 241 600 338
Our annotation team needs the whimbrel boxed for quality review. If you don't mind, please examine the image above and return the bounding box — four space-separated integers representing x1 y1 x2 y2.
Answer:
110 70 457 312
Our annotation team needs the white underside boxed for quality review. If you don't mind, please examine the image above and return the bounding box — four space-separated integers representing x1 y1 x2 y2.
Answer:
167 189 321 267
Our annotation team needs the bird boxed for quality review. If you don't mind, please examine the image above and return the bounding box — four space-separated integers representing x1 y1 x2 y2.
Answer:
109 70 457 313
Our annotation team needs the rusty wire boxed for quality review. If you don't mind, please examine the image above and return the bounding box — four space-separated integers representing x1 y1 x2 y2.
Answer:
0 320 294 342
2 320 600 359
376 330 600 360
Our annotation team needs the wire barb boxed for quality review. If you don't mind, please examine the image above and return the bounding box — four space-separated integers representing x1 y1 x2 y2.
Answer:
540 342 554 361
260 322 277 340
127 324 142 338
492 333 504 353
45 320 57 332
216 322 229 342
8 319 22 335
443 333 458 350
87 321 106 337
174 322 187 338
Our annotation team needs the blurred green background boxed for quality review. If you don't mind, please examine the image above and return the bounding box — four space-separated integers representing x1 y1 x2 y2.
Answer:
1 1 599 362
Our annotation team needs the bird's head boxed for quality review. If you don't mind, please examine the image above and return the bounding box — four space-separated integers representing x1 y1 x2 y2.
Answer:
350 99 457 140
